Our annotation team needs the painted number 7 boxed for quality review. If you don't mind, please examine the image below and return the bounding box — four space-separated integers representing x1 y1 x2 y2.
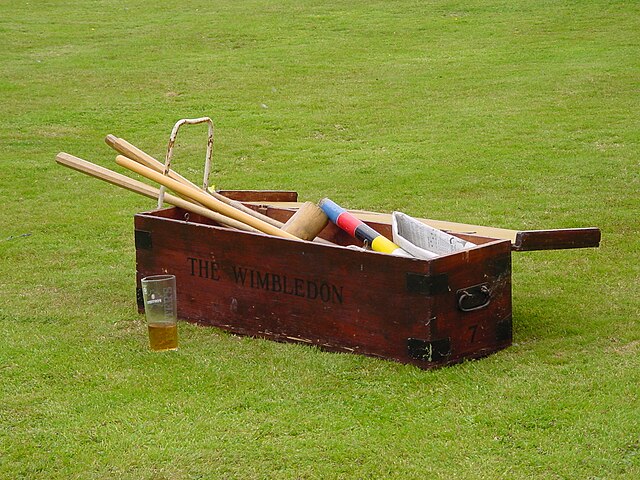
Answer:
468 325 478 343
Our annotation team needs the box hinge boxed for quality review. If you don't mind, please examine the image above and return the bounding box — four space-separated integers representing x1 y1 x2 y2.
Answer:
135 230 152 250
496 316 512 342
136 286 145 310
407 337 452 362
406 272 449 295
487 253 511 277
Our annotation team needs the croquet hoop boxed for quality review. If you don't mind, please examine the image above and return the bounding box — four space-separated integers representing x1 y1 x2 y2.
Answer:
157 117 215 209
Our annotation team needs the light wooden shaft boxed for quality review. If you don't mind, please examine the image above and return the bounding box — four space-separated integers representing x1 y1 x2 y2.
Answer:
105 135 284 228
115 155 300 240
55 152 260 233
105 134 206 208
282 202 329 241
105 135 199 188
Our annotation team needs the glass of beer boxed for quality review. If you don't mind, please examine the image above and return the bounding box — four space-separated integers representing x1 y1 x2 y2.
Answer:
141 274 178 351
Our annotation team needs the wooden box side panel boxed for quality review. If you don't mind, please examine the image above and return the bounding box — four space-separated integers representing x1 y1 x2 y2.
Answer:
134 210 513 368
134 213 437 365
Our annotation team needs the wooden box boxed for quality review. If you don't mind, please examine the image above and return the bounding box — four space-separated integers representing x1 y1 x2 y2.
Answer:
134 192 598 369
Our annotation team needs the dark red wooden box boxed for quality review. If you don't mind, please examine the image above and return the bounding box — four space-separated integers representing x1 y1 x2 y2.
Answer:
134 191 599 369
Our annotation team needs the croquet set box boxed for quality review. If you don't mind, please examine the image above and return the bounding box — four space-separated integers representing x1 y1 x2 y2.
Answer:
134 190 601 369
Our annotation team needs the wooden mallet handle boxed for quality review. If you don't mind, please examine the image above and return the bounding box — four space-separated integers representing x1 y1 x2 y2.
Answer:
105 134 197 188
55 152 261 233
105 135 284 228
115 155 300 240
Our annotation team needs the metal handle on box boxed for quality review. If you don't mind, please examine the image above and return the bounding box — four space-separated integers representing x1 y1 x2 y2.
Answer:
457 283 491 312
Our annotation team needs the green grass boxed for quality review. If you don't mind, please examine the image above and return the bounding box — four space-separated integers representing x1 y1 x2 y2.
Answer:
1 0 639 478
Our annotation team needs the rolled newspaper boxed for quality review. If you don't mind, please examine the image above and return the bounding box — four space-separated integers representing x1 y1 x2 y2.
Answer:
392 211 475 260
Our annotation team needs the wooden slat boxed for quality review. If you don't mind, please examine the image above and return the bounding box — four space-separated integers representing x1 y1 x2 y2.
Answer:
218 190 299 202
514 228 601 251
135 210 513 369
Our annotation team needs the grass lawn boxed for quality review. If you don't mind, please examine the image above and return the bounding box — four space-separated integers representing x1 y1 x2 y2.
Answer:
1 0 638 478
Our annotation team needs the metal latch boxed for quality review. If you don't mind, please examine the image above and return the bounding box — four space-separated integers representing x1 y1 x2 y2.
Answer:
407 337 452 362
406 272 449 295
